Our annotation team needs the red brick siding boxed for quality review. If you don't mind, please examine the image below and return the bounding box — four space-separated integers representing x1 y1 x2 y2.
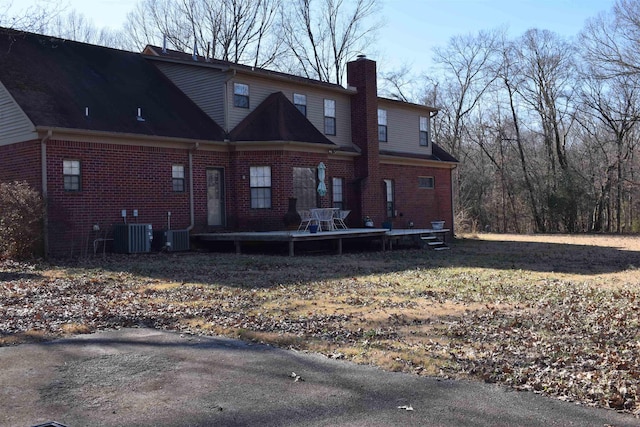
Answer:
0 140 42 191
379 163 453 230
46 140 195 256
226 150 330 230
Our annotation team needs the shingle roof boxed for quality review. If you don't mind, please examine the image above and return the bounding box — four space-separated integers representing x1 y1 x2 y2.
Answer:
0 28 226 141
432 143 459 162
380 143 459 163
143 45 352 93
229 91 336 145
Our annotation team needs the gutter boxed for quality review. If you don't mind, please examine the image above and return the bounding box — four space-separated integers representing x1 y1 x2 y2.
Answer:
40 129 52 258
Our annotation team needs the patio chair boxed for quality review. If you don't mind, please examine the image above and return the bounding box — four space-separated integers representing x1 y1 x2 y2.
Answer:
297 210 314 231
315 208 336 231
334 209 350 229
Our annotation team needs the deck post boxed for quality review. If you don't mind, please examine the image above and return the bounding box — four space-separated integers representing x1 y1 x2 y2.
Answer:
235 240 241 254
289 241 295 257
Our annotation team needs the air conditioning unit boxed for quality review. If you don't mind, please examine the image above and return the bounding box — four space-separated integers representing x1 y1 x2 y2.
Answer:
113 224 153 253
165 229 190 252
152 229 190 252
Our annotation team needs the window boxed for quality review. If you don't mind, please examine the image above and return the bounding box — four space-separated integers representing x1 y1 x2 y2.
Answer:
234 83 249 108
293 167 317 209
419 116 429 146
324 99 336 135
250 166 271 209
63 159 81 191
378 109 387 142
332 177 344 209
418 176 434 189
294 93 307 116
172 165 185 192
384 179 395 218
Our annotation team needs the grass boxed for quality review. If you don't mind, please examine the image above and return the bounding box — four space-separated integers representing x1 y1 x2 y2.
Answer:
1 233 640 415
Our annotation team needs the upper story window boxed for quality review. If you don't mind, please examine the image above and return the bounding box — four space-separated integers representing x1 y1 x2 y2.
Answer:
172 165 185 192
63 159 81 191
250 166 271 209
234 83 249 108
324 99 336 135
294 93 307 116
378 109 387 142
419 116 429 146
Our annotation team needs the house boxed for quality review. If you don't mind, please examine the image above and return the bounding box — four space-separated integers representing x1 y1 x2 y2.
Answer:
0 28 458 257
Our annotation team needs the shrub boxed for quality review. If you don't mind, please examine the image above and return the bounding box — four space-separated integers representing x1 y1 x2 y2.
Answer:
0 181 44 259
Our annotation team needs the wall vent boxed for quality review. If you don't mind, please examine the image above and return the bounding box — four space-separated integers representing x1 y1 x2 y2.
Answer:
113 224 153 253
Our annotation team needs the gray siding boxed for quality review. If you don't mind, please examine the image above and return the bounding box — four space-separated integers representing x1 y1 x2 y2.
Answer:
378 99 432 156
0 81 36 146
154 62 226 127
227 74 352 146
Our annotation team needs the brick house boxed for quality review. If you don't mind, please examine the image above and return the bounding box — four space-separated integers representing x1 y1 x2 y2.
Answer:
0 28 458 257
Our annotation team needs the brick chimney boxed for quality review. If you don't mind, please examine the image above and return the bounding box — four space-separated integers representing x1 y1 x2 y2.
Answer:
347 55 383 225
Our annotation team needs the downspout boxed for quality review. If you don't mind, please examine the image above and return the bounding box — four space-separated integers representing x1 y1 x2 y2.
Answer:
41 129 52 258
186 143 199 231
223 69 236 132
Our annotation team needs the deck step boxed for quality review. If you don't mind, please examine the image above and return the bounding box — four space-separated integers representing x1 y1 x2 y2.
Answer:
421 236 437 240
427 241 444 246
433 246 450 251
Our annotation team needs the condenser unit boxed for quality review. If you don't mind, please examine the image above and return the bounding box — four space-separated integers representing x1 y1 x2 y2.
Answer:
152 229 190 252
113 224 153 253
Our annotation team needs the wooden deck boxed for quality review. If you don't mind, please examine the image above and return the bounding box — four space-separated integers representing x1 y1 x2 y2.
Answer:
193 228 450 256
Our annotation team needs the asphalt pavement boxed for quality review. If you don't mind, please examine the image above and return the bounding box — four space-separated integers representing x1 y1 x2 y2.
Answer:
1 328 637 427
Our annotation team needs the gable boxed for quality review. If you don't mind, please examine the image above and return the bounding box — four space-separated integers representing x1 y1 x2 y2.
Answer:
229 91 336 145
0 80 36 146
0 28 226 142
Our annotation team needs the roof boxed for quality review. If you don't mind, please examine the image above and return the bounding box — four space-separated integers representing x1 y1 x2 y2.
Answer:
0 28 226 141
380 143 459 163
378 96 438 113
229 91 336 145
143 45 355 94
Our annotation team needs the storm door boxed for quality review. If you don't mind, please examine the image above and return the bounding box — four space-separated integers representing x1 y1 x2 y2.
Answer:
207 168 225 227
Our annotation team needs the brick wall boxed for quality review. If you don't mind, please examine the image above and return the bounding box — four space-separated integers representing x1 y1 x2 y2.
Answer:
0 140 42 190
380 163 453 230
46 140 197 256
226 150 329 231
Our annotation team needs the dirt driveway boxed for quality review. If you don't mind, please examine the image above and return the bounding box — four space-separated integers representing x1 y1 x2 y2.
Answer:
1 328 637 427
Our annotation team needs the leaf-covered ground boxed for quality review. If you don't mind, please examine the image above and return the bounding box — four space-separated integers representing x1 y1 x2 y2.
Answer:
1 233 639 417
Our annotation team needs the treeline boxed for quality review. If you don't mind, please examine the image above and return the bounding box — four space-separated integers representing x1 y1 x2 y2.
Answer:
383 1 640 234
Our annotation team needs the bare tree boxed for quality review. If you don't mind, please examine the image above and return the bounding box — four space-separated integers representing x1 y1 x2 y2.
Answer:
581 0 640 79
577 69 640 232
378 64 425 102
124 0 281 68
278 0 380 84
0 0 64 33
431 28 503 158
515 29 576 174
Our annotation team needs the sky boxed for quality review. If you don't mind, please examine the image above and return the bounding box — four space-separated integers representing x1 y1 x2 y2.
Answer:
7 0 617 74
